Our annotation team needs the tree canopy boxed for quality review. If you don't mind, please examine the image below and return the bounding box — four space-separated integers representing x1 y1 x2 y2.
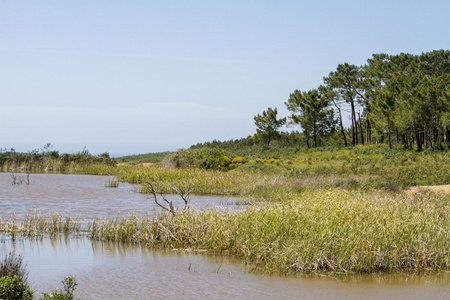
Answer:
254 107 286 146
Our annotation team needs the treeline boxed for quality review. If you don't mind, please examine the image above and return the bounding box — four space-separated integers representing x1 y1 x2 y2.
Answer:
254 50 450 150
0 144 114 172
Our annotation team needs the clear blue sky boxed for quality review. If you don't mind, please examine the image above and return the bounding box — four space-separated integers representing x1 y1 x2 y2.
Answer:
1 1 449 156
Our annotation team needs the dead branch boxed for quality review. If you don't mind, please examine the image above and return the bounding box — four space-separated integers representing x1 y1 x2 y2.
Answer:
146 171 195 216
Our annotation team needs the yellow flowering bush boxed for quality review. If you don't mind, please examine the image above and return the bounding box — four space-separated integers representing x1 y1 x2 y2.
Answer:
219 156 246 170
218 156 232 170
232 156 245 164
263 158 276 164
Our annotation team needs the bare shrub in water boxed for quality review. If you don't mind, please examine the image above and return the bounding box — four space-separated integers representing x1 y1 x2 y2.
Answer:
146 173 194 216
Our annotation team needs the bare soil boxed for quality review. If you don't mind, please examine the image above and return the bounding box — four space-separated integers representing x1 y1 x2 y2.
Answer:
406 185 450 195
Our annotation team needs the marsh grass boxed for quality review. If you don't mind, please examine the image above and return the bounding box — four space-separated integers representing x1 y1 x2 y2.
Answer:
88 190 450 274
7 189 445 275
0 214 82 237
104 176 120 188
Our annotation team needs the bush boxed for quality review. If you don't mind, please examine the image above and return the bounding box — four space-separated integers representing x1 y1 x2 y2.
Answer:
0 275 34 300
40 276 77 300
164 148 235 169
232 156 245 164
0 252 29 283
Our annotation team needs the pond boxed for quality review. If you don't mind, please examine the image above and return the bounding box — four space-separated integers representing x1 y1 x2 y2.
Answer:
0 172 240 220
1 173 450 299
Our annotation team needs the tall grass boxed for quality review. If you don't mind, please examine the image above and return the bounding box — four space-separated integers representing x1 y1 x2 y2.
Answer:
6 189 447 275
86 190 450 274
0 214 81 236
104 176 120 188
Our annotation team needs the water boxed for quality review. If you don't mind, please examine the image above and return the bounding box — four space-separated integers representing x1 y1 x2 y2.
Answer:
0 173 239 220
3 235 450 300
1 173 450 299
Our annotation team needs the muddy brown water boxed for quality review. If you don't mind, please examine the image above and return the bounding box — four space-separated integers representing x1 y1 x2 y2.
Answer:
1 173 450 299
0 173 240 220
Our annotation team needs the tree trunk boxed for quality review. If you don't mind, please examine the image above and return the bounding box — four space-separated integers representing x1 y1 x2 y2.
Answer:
366 119 371 144
415 126 422 151
447 128 450 145
313 124 317 148
424 126 428 149
305 130 310 148
350 98 356 146
339 114 347 147
388 128 392 149
359 115 364 146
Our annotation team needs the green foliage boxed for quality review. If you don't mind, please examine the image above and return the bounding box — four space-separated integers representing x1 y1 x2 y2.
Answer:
0 275 34 300
99 152 110 159
254 107 286 146
0 252 79 300
105 176 120 188
0 253 29 282
285 88 335 148
164 148 234 169
0 252 33 300
115 152 169 164
0 146 115 173
40 276 77 300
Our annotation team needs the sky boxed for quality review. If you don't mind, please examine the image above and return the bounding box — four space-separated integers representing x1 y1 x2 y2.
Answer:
1 1 449 156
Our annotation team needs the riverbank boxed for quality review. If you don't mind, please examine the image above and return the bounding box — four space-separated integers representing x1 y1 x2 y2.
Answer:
2 187 449 275
1 145 449 275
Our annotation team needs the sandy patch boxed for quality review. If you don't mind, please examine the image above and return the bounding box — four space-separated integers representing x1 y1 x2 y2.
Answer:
406 185 450 195
138 163 155 168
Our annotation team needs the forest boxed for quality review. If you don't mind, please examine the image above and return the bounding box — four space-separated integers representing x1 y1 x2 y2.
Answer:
252 50 450 151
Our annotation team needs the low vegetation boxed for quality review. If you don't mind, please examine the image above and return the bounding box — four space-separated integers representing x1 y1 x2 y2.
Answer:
0 144 114 174
0 252 78 300
88 189 450 274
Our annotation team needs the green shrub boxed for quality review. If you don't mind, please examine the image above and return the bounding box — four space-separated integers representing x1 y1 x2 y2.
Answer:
0 275 34 300
218 156 232 170
0 252 29 283
40 276 77 300
165 148 235 170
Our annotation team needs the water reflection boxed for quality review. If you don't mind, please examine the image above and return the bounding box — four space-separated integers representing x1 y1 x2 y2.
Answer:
1 235 450 299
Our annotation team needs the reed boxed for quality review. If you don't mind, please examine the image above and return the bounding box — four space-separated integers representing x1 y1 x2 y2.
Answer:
0 214 81 236
79 189 450 274
104 176 120 188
